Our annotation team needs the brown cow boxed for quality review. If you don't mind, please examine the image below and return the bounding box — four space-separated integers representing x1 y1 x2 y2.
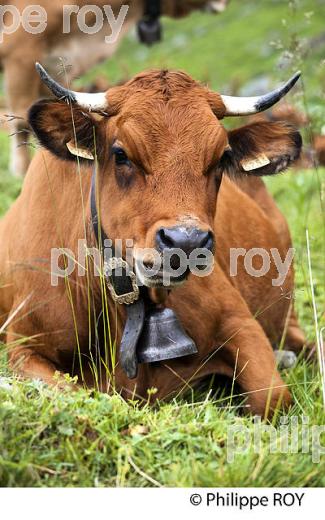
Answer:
0 0 227 177
0 67 307 417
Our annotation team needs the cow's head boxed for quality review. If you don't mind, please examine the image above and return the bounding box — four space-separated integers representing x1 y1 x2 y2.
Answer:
29 65 301 288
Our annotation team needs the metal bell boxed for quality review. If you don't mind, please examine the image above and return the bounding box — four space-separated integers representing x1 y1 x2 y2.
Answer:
137 307 198 364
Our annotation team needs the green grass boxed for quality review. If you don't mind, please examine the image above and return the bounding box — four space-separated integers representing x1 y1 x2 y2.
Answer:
0 0 325 487
1 364 324 487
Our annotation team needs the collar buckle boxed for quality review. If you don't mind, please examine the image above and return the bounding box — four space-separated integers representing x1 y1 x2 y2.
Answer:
104 257 140 305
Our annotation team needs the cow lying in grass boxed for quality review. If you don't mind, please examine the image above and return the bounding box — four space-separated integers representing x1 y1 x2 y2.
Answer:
0 66 308 417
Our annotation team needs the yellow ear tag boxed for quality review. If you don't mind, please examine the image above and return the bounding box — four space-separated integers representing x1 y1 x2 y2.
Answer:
66 140 94 160
241 154 270 172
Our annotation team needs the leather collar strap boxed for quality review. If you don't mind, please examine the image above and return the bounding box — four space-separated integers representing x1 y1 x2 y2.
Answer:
90 168 145 379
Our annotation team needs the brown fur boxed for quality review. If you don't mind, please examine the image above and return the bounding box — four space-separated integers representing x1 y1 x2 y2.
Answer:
0 69 307 417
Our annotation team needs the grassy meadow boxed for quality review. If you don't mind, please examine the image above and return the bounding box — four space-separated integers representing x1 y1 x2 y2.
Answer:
0 0 324 486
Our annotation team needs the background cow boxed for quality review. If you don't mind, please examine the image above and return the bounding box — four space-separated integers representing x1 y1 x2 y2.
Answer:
0 0 228 177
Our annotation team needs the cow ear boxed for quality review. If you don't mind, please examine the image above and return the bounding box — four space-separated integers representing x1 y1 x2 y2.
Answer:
220 121 302 177
28 99 99 162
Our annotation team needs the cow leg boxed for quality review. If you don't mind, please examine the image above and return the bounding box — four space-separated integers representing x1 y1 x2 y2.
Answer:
5 316 71 388
7 340 80 390
205 273 293 417
8 346 59 385
285 307 307 351
172 273 292 417
284 307 316 360
217 316 292 417
3 54 43 177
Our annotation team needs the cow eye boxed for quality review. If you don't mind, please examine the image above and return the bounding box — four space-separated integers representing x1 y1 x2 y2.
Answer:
112 146 130 166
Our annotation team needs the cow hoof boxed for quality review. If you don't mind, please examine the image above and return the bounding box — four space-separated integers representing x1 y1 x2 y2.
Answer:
274 350 297 369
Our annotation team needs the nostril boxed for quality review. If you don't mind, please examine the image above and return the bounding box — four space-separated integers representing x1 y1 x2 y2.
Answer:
157 228 175 249
199 231 214 251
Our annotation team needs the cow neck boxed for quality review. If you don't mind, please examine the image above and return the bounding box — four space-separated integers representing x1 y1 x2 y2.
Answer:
90 166 146 380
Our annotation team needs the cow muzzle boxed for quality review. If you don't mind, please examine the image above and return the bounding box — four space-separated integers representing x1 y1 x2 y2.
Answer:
156 225 214 285
156 226 214 255
135 225 215 289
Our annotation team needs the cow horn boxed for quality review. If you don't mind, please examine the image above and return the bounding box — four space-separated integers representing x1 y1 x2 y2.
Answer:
220 71 301 116
35 63 107 112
